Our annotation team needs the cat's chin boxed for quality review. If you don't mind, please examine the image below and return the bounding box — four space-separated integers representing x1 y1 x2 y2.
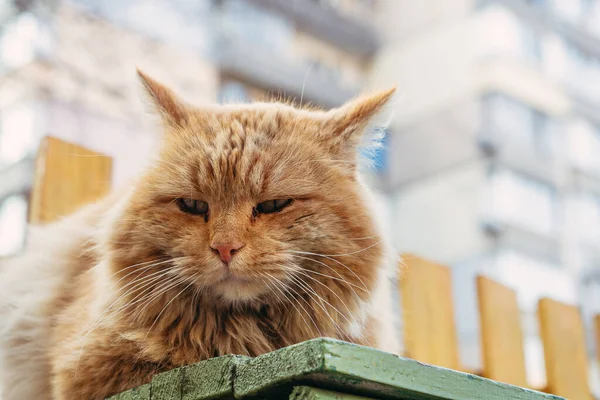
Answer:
210 277 268 303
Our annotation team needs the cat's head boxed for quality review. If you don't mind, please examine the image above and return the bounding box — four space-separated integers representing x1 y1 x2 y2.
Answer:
111 70 394 305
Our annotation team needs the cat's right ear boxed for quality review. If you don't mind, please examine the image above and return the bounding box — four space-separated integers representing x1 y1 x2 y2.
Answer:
137 69 189 128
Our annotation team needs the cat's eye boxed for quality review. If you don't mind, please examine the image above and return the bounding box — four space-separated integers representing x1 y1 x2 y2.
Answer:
176 198 209 216
256 199 293 214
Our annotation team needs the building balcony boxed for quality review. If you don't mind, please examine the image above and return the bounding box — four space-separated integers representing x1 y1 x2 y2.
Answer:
216 37 360 107
479 137 559 186
488 0 600 59
480 217 561 263
0 156 34 200
246 0 379 58
478 93 564 186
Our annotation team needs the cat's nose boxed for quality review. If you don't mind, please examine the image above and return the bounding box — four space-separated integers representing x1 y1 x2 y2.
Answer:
211 241 245 263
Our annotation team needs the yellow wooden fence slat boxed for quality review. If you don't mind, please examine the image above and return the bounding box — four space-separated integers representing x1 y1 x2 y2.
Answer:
29 136 112 224
538 298 592 400
595 314 600 363
476 276 528 387
399 254 460 370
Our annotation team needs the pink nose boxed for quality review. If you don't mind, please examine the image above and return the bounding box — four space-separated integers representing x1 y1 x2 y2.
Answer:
211 241 244 263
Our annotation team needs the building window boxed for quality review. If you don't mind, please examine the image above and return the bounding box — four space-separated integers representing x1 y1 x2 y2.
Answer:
575 192 600 244
524 0 547 9
0 103 40 167
0 195 28 256
72 0 213 54
551 0 583 24
221 0 293 54
487 169 556 236
0 12 52 71
482 94 557 158
477 5 541 65
568 119 600 174
564 44 600 104
583 0 600 38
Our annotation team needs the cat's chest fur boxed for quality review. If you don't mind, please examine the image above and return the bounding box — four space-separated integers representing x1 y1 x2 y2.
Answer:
100 291 332 369
135 305 290 365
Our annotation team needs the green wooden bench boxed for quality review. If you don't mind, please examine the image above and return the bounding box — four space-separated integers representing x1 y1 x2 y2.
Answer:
108 338 563 400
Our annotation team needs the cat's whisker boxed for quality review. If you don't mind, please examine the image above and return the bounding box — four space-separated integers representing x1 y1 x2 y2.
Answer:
262 273 313 334
127 274 189 323
74 270 167 378
282 266 356 318
258 276 286 329
346 234 381 241
292 241 382 258
289 273 373 348
107 269 180 316
84 270 186 343
282 266 373 347
126 275 186 324
105 258 170 281
81 271 169 340
190 285 201 320
285 250 370 291
78 268 178 352
261 271 323 338
284 254 368 294
115 272 183 319
109 258 173 288
308 159 357 164
134 279 196 364
285 273 345 337
279 283 325 339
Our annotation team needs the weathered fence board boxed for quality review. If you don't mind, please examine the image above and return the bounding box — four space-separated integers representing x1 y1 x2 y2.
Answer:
399 254 460 370
538 298 592 400
595 314 600 362
29 136 112 223
477 276 528 387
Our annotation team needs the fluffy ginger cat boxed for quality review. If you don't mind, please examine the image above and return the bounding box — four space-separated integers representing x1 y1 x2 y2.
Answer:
0 70 395 399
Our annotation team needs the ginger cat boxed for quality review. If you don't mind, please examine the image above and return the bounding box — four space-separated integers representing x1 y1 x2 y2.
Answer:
0 70 395 399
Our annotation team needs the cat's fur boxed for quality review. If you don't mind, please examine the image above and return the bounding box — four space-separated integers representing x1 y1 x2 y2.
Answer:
0 71 395 399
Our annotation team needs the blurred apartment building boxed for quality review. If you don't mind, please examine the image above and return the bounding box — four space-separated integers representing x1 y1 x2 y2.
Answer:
1 0 600 390
370 0 600 386
0 0 402 352
0 0 377 253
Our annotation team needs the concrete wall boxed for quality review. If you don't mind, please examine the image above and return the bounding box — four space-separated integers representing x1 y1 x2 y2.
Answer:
374 0 476 43
385 98 481 187
386 161 491 265
370 5 571 133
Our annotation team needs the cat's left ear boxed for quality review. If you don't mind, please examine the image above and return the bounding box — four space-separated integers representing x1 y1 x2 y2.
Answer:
137 68 190 128
324 87 396 156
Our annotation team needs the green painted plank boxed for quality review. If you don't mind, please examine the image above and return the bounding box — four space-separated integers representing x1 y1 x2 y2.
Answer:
132 384 151 399
234 337 326 399
235 338 564 400
108 390 133 400
182 355 248 400
151 367 182 400
107 382 150 400
107 355 247 400
290 386 376 400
